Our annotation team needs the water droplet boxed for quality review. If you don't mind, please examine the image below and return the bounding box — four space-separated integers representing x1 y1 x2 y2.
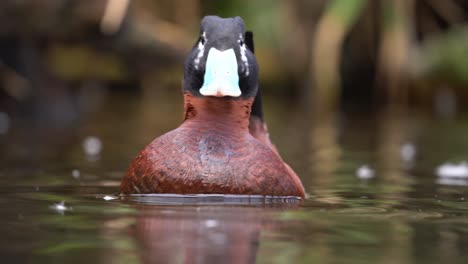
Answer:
356 165 375 180
82 136 102 157
72 169 80 179
401 143 416 162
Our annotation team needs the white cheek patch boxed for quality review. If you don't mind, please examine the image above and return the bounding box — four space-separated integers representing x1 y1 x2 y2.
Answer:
194 32 206 70
200 48 241 97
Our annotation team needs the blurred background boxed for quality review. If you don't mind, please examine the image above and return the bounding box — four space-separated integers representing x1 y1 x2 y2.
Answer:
1 0 468 182
4 1 468 263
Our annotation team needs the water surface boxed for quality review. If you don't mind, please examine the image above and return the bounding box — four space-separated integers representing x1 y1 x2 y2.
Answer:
1 92 468 263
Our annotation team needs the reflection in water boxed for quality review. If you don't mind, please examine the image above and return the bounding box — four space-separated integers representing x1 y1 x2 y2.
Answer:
123 196 300 264
436 178 468 186
375 108 416 209
308 112 341 190
377 108 409 183
135 206 260 264
306 112 344 207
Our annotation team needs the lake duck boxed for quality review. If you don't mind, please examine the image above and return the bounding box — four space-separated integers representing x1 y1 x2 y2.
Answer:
119 16 305 198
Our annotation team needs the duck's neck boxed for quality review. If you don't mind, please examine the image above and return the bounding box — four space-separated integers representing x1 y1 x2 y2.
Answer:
183 92 253 132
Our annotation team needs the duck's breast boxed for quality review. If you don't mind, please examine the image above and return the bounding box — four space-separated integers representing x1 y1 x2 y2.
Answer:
119 126 304 196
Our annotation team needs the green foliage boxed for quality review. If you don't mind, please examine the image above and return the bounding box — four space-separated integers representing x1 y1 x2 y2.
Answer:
381 1 406 29
416 27 468 84
202 0 281 45
325 0 367 25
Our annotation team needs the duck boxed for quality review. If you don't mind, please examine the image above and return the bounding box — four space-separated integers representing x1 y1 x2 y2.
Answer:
119 16 305 198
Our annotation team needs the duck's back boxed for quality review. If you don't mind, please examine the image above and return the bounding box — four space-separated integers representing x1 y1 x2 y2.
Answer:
119 125 304 197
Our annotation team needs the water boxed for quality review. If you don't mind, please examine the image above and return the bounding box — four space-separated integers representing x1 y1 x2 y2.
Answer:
2 91 468 263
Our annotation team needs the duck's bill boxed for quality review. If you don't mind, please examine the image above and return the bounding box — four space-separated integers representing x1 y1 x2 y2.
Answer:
200 48 241 97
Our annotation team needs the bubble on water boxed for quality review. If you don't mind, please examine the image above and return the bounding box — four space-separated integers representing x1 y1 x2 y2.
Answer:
436 162 468 178
436 177 468 186
0 112 10 135
401 143 416 162
82 136 102 157
356 165 375 180
103 195 117 201
50 201 72 214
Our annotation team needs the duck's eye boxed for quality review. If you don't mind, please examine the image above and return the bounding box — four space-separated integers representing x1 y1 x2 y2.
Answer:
200 36 206 45
239 39 244 46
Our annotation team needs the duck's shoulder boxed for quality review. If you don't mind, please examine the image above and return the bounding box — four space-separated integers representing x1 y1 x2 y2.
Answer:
120 127 195 193
137 125 285 167
243 136 289 174
128 127 197 169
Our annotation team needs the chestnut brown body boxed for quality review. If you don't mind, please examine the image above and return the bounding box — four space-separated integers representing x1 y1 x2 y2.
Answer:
119 93 305 197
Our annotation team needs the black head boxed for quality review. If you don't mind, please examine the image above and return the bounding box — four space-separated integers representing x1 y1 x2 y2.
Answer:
183 16 258 99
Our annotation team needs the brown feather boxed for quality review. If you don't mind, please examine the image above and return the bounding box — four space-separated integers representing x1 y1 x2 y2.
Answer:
119 92 305 197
